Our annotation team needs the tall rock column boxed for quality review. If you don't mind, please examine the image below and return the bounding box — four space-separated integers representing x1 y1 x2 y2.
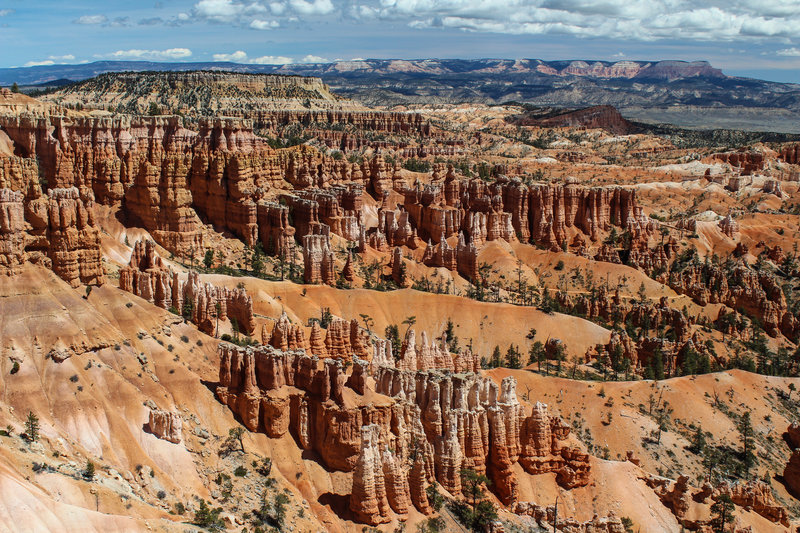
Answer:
350 424 391 525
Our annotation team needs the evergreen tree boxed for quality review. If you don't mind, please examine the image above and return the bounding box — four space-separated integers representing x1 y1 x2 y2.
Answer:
710 493 734 533
193 499 224 531
24 411 39 442
460 468 489 511
689 427 706 455
739 411 756 475
385 324 401 361
506 344 521 369
646 348 665 380
490 345 503 368
83 460 95 480
203 249 214 269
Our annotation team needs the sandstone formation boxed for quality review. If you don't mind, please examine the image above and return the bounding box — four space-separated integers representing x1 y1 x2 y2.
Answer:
217 336 589 523
0 181 104 286
513 503 626 532
119 239 255 335
513 105 636 136
146 408 182 444
303 231 336 285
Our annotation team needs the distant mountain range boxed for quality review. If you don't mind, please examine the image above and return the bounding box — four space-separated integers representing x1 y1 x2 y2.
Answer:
3 58 799 133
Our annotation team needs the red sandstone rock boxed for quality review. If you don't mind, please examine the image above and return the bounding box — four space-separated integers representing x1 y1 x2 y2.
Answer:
146 409 182 444
302 231 335 285
350 424 392 525
46 188 105 287
269 312 308 352
718 214 739 238
308 321 328 358
119 239 255 335
325 318 353 360
784 449 800 498
0 188 27 275
716 480 789 526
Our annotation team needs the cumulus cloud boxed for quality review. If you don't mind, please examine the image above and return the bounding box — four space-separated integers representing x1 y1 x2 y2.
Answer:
212 50 249 61
190 0 336 28
24 60 55 67
777 47 800 56
74 14 108 25
289 0 334 16
349 0 800 42
0 9 14 16
23 54 77 67
101 48 193 60
250 18 279 29
212 50 299 63
250 55 294 64
301 54 327 63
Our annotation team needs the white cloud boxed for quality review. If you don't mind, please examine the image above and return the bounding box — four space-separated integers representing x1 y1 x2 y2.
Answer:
24 60 55 67
250 18 279 29
0 9 14 16
777 47 800 56
250 55 294 64
349 0 800 43
74 14 108 25
289 0 334 16
269 2 287 15
194 0 245 21
212 50 295 64
23 54 77 67
301 54 327 63
102 48 193 60
213 50 249 61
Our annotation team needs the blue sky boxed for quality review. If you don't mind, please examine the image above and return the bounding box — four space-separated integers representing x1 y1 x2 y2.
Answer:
2 0 800 82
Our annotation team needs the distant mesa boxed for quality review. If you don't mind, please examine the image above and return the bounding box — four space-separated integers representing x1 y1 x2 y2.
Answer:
509 105 637 136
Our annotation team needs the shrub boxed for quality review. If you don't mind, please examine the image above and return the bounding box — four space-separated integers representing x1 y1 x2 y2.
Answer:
192 499 224 531
83 460 95 480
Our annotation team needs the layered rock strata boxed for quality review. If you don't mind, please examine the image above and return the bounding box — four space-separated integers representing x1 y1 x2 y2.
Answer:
217 341 589 524
119 239 255 335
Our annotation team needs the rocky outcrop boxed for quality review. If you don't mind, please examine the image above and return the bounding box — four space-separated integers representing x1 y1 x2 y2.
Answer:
519 402 590 489
45 188 105 287
709 150 765 175
303 231 336 285
514 503 626 532
350 424 392 525
513 105 635 136
391 247 408 287
762 179 784 197
422 232 479 281
0 188 26 275
784 449 800 498
218 340 590 524
668 262 794 339
718 215 739 238
781 143 800 165
404 177 643 252
717 480 789 526
146 409 182 444
119 239 255 335
257 202 295 257
268 312 308 352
